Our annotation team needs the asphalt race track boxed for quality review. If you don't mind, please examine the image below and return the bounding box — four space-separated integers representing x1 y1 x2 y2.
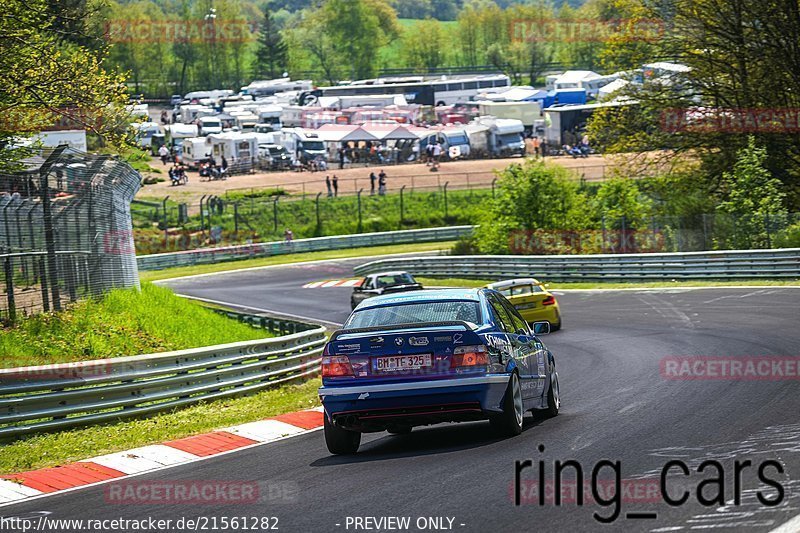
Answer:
3 256 800 532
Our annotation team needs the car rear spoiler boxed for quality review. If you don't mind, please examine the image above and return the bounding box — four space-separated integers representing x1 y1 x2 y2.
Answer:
329 321 472 342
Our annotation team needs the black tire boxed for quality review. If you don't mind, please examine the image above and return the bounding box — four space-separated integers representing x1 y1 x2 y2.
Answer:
387 426 412 435
324 415 361 454
543 368 560 417
550 311 562 332
490 373 524 437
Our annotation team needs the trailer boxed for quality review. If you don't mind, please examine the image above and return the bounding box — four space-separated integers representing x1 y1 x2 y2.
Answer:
206 132 259 166
180 137 210 169
477 101 541 134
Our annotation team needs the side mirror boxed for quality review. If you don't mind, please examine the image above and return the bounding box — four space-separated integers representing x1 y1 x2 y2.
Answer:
532 321 551 335
352 286 362 292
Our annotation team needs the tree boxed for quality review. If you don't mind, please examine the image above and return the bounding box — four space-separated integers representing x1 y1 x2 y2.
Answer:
474 161 588 254
717 137 787 248
592 177 652 228
0 0 130 171
254 4 287 79
587 0 800 209
401 18 446 71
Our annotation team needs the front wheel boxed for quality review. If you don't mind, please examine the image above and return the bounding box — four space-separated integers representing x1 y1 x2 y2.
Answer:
490 373 524 437
324 415 361 454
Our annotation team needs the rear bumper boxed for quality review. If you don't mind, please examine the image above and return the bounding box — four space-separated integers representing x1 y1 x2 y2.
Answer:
319 375 510 431
519 305 560 324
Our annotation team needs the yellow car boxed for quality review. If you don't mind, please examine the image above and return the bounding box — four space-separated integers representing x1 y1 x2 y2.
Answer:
486 278 562 331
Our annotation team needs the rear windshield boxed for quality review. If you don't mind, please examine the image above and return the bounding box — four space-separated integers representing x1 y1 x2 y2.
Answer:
346 300 481 329
376 273 415 287
497 284 544 297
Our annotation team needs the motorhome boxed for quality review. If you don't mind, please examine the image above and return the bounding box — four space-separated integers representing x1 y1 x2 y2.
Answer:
181 137 210 169
241 78 313 98
166 123 199 148
280 128 327 163
256 105 283 130
235 113 260 132
206 132 259 164
133 122 161 149
180 104 213 124
198 116 223 136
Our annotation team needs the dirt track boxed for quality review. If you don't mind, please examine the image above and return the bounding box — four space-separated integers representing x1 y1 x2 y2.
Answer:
138 154 613 204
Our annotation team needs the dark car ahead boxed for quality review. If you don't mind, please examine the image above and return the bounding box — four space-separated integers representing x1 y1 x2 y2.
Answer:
350 271 423 310
319 288 560 454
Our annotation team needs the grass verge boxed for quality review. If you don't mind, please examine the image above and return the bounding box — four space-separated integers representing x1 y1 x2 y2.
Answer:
416 277 800 290
0 378 321 475
0 283 271 368
140 241 455 282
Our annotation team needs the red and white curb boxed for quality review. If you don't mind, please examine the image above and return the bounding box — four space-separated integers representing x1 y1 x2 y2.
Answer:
303 279 362 288
0 407 324 507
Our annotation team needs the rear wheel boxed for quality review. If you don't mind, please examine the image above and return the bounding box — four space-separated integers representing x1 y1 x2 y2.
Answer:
490 373 524 437
324 416 361 454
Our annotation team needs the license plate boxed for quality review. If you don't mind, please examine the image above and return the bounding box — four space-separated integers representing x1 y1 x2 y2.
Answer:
375 354 432 372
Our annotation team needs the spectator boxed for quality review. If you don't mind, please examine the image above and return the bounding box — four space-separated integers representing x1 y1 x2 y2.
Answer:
431 142 442 171
338 147 345 170
221 155 228 174
158 144 170 165
532 136 541 159
369 171 377 195
332 174 339 197
283 228 294 243
378 171 386 196
325 175 332 197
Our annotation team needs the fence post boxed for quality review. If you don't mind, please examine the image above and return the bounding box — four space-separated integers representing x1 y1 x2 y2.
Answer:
315 192 322 234
273 196 280 233
39 256 50 312
620 216 627 253
357 188 364 233
601 215 607 253
15 204 28 281
765 211 771 248
4 255 15 323
234 202 239 237
199 195 208 236
399 185 406 228
443 181 449 220
491 178 497 198
701 213 708 250
40 172 61 311
162 196 170 247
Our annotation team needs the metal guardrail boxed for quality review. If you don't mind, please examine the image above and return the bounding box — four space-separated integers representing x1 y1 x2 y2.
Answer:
137 226 473 272
0 323 327 439
353 249 800 281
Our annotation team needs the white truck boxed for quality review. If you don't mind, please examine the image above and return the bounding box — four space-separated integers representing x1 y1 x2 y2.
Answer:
417 128 471 160
465 117 526 158
280 128 327 164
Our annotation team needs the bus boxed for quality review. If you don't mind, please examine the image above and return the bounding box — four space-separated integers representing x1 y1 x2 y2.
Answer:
298 74 511 107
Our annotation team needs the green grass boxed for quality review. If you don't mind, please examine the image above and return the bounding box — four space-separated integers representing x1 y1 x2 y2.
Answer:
139 241 455 282
0 283 272 368
0 378 321 474
133 187 490 255
416 277 800 290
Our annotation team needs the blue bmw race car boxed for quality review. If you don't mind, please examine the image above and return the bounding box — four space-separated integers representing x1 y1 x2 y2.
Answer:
318 288 561 454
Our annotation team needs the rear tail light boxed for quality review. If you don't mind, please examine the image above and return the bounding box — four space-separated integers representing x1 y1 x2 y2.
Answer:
452 345 488 367
542 296 556 306
322 355 354 377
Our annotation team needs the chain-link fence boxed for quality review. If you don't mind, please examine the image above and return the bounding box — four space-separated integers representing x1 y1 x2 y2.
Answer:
0 146 141 323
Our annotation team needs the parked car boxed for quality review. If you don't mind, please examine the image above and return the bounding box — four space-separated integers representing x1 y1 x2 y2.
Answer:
319 288 560 454
350 271 423 309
